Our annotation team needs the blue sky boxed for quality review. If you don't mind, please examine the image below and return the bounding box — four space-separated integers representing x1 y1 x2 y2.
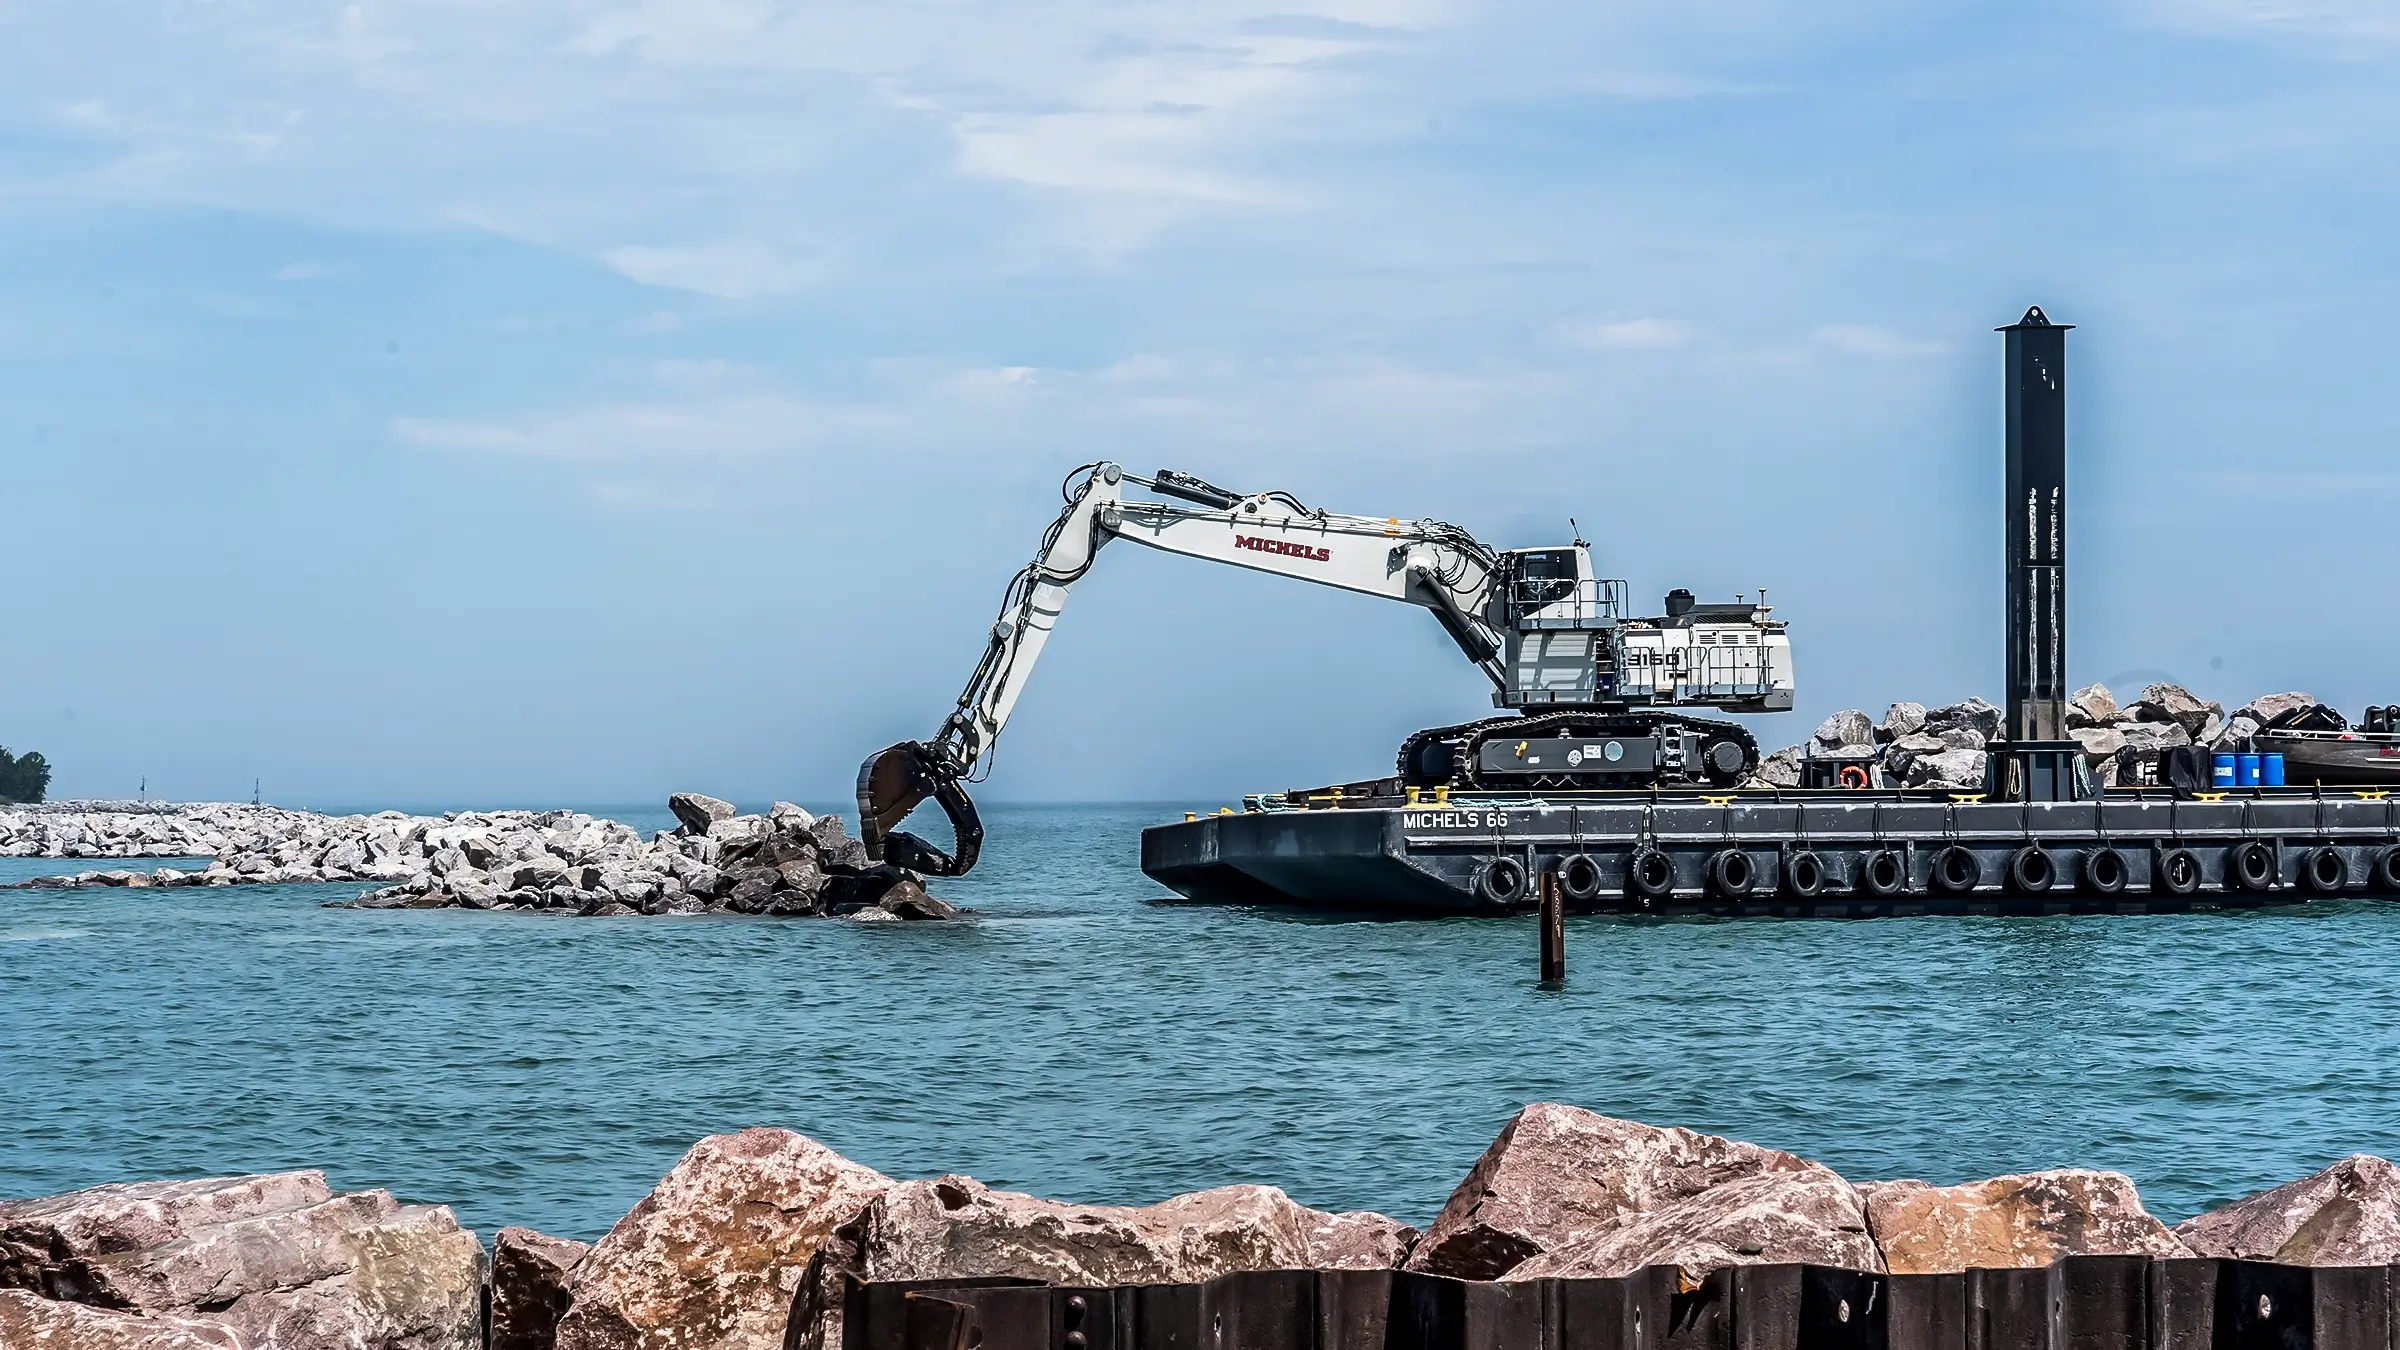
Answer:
5 0 2398 806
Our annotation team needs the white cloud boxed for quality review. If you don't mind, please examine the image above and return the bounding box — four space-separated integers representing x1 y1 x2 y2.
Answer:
2136 0 2400 40
1811 324 1949 358
1557 317 1700 350
601 241 824 300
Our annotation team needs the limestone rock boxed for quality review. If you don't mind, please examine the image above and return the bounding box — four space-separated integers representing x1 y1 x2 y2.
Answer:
555 1128 891 1350
0 1171 335 1298
1904 749 1987 791
1924 697 2002 743
1304 1209 1419 1270
2213 714 2263 752
2067 684 2119 729
854 1175 1405 1287
1882 733 1945 779
0 1290 241 1350
491 1227 590 1350
2069 726 2127 763
2235 692 2322 729
668 793 736 836
2173 1155 2400 1266
1811 710 1876 753
1755 746 1804 788
1404 1104 1830 1281
1504 1168 1880 1279
809 817 869 870
876 881 957 921
2127 683 2218 737
1880 703 1928 741
1862 1170 2190 1274
2118 721 2192 755
0 1173 481 1350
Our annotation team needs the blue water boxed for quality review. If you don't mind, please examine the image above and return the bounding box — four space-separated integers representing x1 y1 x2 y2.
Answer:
4 803 2399 1243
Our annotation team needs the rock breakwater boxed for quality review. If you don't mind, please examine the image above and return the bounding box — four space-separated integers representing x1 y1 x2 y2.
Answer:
0 795 953 920
6 1107 2399 1350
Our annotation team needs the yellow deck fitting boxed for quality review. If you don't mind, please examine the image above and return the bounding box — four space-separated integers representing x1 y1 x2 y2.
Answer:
1434 785 1450 805
1218 807 1234 816
1184 812 1197 822
2194 792 2228 803
2358 791 2390 801
1700 796 1734 806
1405 786 1421 805
1949 794 1987 804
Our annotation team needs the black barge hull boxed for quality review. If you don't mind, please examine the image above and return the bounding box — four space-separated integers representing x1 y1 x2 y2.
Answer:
1140 794 2400 916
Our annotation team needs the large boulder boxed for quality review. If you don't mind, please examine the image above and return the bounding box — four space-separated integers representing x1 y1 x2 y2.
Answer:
853 1175 1410 1284
0 1172 481 1350
2127 684 2218 738
1504 1169 1880 1279
668 793 736 836
0 1290 240 1350
1885 733 1946 780
2067 684 2119 729
1862 1171 2190 1274
2069 726 2127 764
2118 721 2192 755
1904 749 1987 791
1924 698 2002 743
1811 710 1876 753
2234 692 2322 728
2173 1155 2400 1266
1404 1104 1835 1281
491 1227 590 1350
1754 746 1805 789
554 1129 891 1350
1880 703 1929 741
0 1171 334 1296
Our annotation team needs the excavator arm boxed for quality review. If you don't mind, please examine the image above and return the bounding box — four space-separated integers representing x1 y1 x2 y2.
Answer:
856 463 1504 876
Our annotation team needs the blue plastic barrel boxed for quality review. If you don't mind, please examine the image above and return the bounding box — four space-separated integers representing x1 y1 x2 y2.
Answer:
2236 752 2262 787
2263 753 2286 787
2212 753 2237 787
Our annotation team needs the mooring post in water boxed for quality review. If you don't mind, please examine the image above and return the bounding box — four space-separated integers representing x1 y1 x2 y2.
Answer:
1538 870 1564 983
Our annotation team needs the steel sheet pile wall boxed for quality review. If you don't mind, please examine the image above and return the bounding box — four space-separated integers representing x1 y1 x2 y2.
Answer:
838 1258 2399 1350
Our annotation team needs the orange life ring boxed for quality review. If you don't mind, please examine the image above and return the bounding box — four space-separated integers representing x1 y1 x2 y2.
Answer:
1836 764 1872 790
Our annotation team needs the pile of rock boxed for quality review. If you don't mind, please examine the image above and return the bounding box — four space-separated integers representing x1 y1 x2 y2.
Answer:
1748 684 2329 792
7 1108 2399 1350
1750 697 2005 791
0 794 955 921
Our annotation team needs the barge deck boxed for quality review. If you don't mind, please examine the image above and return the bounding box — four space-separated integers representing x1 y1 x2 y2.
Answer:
1139 789 2400 916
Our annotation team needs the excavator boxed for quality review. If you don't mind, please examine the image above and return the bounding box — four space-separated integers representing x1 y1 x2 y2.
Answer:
858 464 1797 877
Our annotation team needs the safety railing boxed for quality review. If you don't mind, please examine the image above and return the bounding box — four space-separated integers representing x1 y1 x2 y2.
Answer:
1509 578 1629 630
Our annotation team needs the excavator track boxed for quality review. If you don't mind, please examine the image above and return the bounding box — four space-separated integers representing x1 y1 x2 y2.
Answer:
1398 710 1760 791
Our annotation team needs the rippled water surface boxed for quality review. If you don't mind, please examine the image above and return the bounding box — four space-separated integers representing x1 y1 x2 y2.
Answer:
5 802 2399 1241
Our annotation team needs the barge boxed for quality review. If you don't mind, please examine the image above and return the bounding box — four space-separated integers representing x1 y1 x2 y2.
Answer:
1140 786 2400 915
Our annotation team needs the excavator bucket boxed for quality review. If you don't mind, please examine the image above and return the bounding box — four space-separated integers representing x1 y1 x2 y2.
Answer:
855 741 984 878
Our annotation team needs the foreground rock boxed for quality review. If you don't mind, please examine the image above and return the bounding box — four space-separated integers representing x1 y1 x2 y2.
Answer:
1404 1104 1875 1280
555 1129 892 1350
0 1171 482 1350
2173 1154 2400 1266
1862 1171 2190 1273
3 796 958 921
0 1290 241 1349
491 1227 591 1350
850 1175 1415 1287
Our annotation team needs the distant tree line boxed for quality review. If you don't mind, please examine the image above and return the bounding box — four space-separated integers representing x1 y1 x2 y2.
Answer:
0 746 51 803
